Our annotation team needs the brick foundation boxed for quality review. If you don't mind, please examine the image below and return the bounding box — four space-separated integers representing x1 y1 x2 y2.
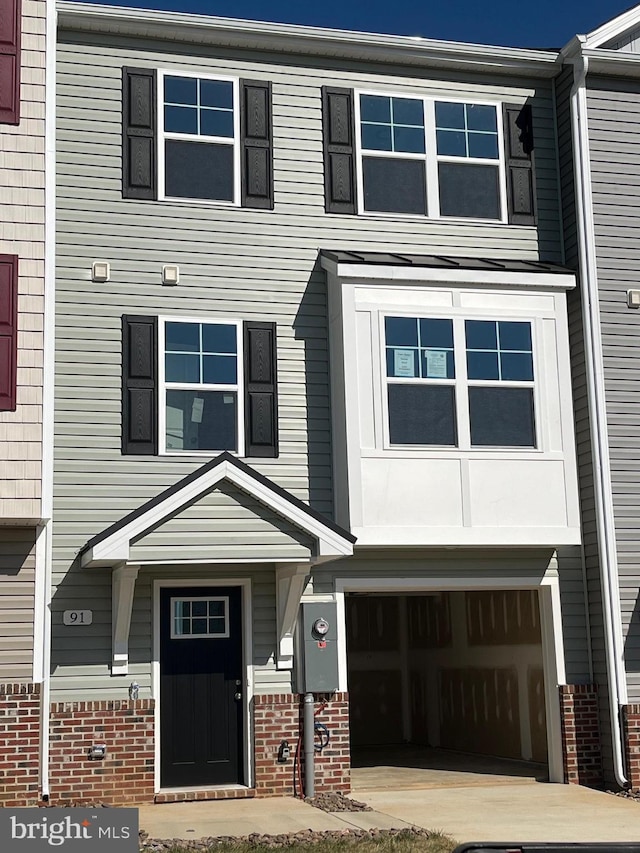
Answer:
46 693 350 804
253 693 350 797
622 704 640 788
48 699 155 806
0 682 41 806
559 684 603 786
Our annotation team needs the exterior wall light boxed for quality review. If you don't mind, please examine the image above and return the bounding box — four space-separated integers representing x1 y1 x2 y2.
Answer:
91 261 110 282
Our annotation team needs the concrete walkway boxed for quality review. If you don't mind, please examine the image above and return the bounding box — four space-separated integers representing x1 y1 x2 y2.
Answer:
138 783 640 844
138 797 413 840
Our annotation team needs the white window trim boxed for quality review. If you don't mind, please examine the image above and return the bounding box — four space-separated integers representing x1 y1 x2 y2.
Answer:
158 316 245 457
158 69 241 207
170 595 230 639
354 89 508 225
380 311 539 453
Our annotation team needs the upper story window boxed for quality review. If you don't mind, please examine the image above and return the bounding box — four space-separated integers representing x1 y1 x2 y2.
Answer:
161 319 243 454
356 93 505 222
384 315 535 449
159 72 240 204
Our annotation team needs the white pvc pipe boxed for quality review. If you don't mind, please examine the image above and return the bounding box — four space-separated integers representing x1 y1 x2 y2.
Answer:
569 49 629 788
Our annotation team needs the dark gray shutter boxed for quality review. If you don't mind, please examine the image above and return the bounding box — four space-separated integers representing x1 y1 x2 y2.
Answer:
240 80 273 209
322 87 357 214
244 322 278 458
122 315 157 455
122 67 157 200
503 103 536 226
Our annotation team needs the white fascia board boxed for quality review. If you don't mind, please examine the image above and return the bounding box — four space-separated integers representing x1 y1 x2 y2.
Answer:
82 459 353 567
56 2 559 77
321 259 576 291
225 466 353 558
579 47 640 77
582 6 640 49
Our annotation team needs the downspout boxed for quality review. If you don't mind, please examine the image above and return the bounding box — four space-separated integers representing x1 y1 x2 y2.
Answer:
39 0 58 801
569 47 629 788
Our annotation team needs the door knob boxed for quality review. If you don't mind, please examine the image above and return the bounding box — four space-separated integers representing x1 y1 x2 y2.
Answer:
235 692 242 701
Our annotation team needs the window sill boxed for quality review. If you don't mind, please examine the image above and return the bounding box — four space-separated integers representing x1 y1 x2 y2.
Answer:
355 208 510 226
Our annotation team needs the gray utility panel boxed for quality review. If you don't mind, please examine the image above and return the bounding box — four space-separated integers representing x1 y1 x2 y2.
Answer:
301 602 339 693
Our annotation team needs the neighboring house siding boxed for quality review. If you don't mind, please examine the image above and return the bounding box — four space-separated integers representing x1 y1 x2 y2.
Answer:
0 527 36 680
587 74 640 704
0 0 46 523
52 32 564 700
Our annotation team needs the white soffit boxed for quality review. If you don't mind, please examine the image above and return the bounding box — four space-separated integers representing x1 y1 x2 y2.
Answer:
80 453 355 567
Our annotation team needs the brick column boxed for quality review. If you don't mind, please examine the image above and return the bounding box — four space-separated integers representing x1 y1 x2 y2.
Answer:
48 699 155 805
559 684 603 786
622 704 640 788
253 693 350 797
0 683 41 806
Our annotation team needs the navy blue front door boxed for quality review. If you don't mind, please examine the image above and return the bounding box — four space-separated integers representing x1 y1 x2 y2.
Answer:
160 586 243 787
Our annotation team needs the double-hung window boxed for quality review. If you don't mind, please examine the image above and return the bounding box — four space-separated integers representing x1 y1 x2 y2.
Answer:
160 319 243 454
356 93 505 221
159 71 240 203
384 315 535 449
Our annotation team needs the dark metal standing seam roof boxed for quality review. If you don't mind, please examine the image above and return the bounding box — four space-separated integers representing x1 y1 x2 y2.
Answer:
319 250 573 275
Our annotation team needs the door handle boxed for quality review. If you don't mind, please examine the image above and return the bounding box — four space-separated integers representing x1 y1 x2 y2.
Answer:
234 692 242 701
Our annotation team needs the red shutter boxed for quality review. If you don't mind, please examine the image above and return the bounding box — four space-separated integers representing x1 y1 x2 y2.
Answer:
0 255 18 411
0 0 21 125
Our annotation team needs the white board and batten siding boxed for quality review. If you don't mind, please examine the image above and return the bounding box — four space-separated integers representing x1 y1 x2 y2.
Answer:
52 26 566 701
587 75 640 704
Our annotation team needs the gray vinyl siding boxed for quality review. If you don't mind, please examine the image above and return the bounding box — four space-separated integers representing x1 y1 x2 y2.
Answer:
557 63 613 778
50 563 290 701
587 75 640 713
0 527 36 682
128 483 313 564
52 29 565 700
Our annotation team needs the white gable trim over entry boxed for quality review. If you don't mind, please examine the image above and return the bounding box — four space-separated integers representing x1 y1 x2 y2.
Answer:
78 452 355 674
80 452 355 567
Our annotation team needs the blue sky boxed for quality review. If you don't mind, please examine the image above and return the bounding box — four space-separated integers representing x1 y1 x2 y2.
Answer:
74 0 635 48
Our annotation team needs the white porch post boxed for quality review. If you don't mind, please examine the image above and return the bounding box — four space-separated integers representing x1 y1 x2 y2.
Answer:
275 563 310 669
112 563 140 675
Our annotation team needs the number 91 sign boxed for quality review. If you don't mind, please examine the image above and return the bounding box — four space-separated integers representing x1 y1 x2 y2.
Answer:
63 610 92 626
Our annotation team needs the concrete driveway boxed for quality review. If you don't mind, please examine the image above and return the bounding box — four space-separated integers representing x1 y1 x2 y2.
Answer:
138 782 640 843
361 783 640 843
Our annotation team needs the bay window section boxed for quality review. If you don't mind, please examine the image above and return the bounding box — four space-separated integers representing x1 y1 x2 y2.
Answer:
162 319 242 454
383 315 536 450
465 320 535 447
385 316 457 446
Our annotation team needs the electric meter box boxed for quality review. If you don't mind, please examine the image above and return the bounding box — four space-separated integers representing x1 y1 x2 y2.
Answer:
301 602 339 693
